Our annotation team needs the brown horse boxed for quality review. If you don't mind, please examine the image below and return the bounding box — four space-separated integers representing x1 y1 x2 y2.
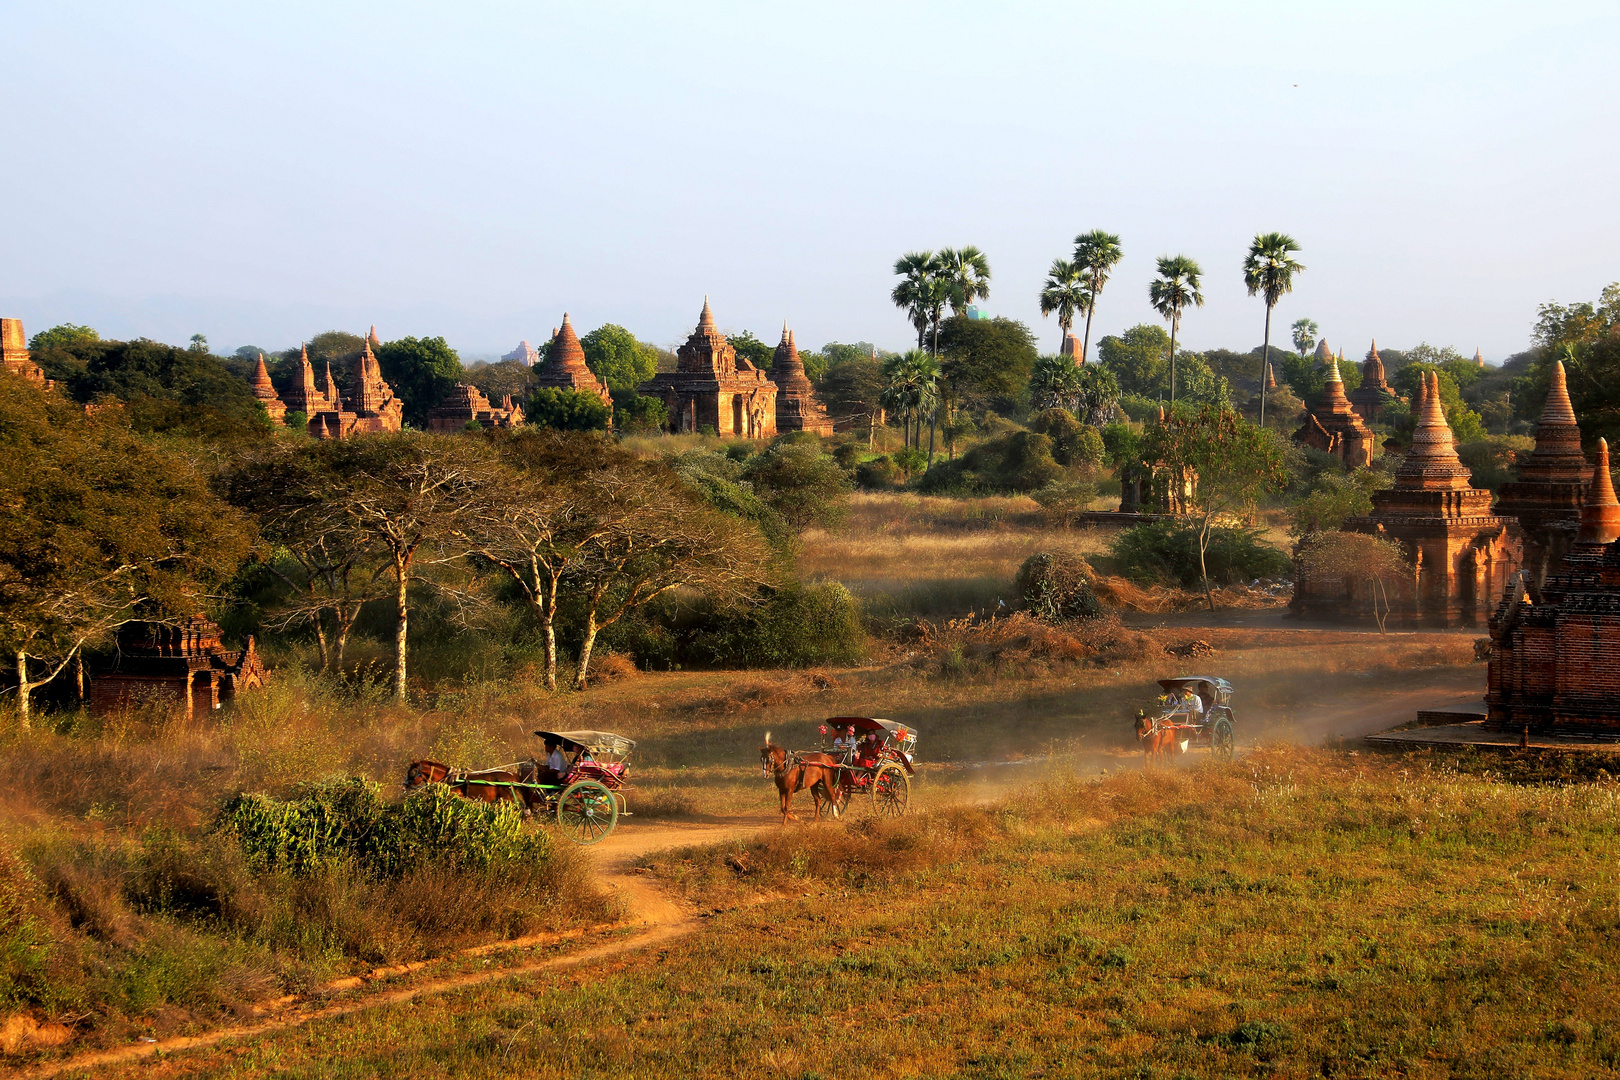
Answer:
1134 713 1180 765
759 737 842 823
404 759 546 813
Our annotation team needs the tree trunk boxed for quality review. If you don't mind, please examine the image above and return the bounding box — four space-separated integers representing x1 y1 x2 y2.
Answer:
1169 316 1179 405
1082 305 1096 365
15 650 29 729
1259 302 1273 428
575 610 600 691
392 555 409 704
927 410 936 470
314 617 330 671
75 652 85 702
542 568 561 693
1200 515 1216 613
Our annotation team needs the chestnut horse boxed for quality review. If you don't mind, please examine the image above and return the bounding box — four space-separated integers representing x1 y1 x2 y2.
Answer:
759 737 842 823
404 759 546 813
1134 713 1181 765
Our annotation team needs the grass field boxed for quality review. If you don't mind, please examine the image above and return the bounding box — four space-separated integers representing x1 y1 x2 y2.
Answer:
76 745 1620 1079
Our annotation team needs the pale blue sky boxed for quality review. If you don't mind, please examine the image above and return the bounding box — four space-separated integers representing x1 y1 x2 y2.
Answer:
3 1 1616 360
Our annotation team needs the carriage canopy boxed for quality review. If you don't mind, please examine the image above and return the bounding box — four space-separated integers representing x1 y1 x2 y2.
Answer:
823 717 918 751
1156 677 1233 706
532 730 637 762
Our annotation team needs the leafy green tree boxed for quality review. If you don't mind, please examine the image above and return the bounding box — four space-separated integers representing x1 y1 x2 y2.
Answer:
937 246 992 315
1141 405 1290 609
819 351 887 446
1072 230 1123 364
937 314 1037 415
1030 353 1084 413
1291 318 1318 357
1030 408 1104 469
1393 364 1486 441
578 324 658 390
1149 255 1205 405
880 349 939 455
233 345 267 361
374 336 465 427
1533 282 1620 350
609 389 669 434
1038 258 1093 351
1097 324 1170 398
27 323 98 351
0 379 255 723
527 387 612 432
891 251 937 349
726 329 774 370
1243 232 1305 428
465 358 533 405
1519 284 1620 447
740 440 854 530
1173 351 1235 411
189 333 210 354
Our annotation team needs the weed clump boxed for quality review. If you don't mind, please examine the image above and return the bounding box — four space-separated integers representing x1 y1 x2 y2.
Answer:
1014 551 1103 623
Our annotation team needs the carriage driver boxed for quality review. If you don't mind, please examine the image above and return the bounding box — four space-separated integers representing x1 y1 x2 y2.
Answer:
537 737 569 785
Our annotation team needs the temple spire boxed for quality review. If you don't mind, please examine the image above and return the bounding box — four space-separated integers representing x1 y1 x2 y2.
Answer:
1575 439 1620 546
1394 372 1474 490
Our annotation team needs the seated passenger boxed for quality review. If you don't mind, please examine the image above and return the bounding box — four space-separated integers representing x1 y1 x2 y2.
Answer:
536 738 569 784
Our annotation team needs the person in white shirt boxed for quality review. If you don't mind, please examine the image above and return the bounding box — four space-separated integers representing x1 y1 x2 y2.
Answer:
538 738 569 784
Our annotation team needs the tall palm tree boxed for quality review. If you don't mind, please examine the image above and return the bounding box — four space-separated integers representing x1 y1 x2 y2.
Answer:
1030 352 1084 413
921 270 952 356
1291 317 1318 358
880 349 934 451
891 251 936 348
1038 259 1093 351
909 350 942 468
1148 254 1205 405
936 246 992 316
1071 229 1123 363
1243 232 1305 427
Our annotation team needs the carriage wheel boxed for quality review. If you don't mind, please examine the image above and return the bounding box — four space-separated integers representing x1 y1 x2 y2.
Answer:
1211 717 1235 762
556 780 618 845
871 764 910 817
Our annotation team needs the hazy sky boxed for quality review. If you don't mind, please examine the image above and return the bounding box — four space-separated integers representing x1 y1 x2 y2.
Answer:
4 1 1617 361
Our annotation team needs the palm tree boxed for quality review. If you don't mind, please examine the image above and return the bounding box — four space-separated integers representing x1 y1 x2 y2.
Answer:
936 247 991 316
921 270 953 356
1291 317 1318 358
1243 233 1305 427
1071 230 1123 363
1038 259 1093 351
1148 254 1205 405
891 252 936 348
910 350 942 468
1030 353 1084 413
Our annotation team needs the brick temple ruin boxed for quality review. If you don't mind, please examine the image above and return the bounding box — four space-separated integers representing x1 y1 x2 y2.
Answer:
1 318 51 388
767 325 833 436
1292 372 1521 627
258 339 404 438
639 299 778 437
1486 439 1620 735
90 618 267 718
1118 407 1197 515
247 353 287 424
1291 354 1375 468
426 384 525 431
1347 339 1399 425
533 314 613 412
1492 360 1590 587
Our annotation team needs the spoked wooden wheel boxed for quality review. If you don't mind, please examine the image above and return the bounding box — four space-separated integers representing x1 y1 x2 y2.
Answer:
871 763 910 817
1211 717 1235 762
556 779 618 845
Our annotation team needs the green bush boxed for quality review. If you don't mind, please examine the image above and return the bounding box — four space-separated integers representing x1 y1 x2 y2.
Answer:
893 446 928 475
609 389 669 434
1108 521 1290 588
1030 409 1105 469
527 387 612 431
686 582 866 667
216 777 549 880
1015 552 1103 622
1030 480 1098 524
1457 434 1535 491
855 455 904 490
740 439 852 530
915 429 1065 494
0 846 51 1009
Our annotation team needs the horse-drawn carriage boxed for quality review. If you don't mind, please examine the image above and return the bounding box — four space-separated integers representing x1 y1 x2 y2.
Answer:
405 729 634 846
761 717 917 822
1136 676 1235 762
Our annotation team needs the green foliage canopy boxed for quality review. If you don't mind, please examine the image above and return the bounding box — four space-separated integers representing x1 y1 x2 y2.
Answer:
374 336 465 427
579 324 659 391
936 314 1037 410
526 387 612 432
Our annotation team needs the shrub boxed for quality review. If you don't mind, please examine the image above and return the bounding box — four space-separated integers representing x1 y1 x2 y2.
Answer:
527 387 612 431
892 446 928 475
855 455 904 490
740 440 853 530
915 429 1065 494
686 582 866 667
216 777 550 880
1030 479 1099 525
609 389 669 434
1108 521 1290 588
1030 408 1105 468
0 846 52 1009
1015 552 1104 622
666 449 794 550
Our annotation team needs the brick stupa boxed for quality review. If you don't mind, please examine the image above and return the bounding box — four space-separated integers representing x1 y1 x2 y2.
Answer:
768 324 833 436
1486 440 1620 734
1348 339 1397 425
1291 353 1375 468
280 344 331 419
638 299 778 437
1493 360 1590 586
1293 372 1521 627
1 318 50 387
247 353 287 423
308 338 405 439
426 384 525 432
533 314 612 412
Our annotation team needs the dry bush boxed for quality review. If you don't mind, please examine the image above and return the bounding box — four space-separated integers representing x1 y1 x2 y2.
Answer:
1089 573 1284 613
906 612 1155 678
628 787 702 820
593 653 640 682
665 671 839 717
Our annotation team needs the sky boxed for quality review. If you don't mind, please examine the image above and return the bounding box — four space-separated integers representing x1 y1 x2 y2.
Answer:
3 1 1617 362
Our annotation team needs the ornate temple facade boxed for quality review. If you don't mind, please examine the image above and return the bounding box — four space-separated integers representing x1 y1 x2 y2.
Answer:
270 339 405 439
638 299 777 437
1292 372 1521 627
1486 440 1620 734
767 325 833 436
247 353 287 423
1348 339 1398 425
89 618 267 718
534 315 612 410
426 384 525 431
1 318 51 387
1493 361 1589 586
1291 355 1376 468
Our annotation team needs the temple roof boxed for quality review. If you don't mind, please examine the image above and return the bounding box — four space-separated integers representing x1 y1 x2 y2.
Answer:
1575 439 1620 546
1362 339 1387 386
1516 360 1589 485
769 324 814 394
546 314 594 375
676 298 738 375
1393 371 1476 490
1314 338 1332 365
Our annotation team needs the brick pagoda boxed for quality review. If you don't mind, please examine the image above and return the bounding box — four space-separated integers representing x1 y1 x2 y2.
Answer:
247 353 287 423
1348 339 1398 425
768 324 833 436
426 384 525 432
638 299 777 437
1486 440 1620 735
1293 372 1521 627
90 618 267 719
309 339 405 439
1060 332 1084 363
1 318 50 387
1291 354 1375 468
1493 360 1590 586
534 314 613 412
280 344 331 419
